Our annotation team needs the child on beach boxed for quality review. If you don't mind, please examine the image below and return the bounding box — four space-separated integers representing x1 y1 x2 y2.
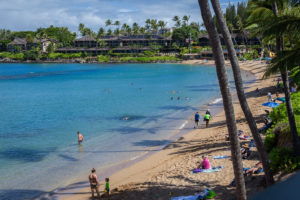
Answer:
104 178 110 199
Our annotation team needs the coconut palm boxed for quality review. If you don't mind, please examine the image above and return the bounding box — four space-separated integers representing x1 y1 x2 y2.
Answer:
132 22 139 35
210 0 275 186
78 23 85 36
182 15 190 26
97 27 105 38
173 16 181 27
150 19 158 34
198 0 247 199
139 27 146 35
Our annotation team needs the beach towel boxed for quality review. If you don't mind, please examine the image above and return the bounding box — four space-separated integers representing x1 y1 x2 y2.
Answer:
248 139 256 148
170 195 199 200
193 166 224 173
171 188 215 200
213 155 231 159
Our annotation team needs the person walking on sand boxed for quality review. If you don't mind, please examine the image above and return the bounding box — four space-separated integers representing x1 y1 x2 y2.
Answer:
194 112 200 128
77 131 83 145
89 168 100 199
204 112 211 128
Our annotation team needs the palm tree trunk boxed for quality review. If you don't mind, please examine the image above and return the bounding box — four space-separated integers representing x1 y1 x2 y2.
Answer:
198 1 247 199
210 0 275 186
271 2 300 155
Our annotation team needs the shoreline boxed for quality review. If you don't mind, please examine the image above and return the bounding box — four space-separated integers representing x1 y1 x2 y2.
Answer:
41 60 262 200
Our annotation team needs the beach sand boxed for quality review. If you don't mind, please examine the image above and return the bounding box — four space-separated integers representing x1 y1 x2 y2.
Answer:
53 60 291 200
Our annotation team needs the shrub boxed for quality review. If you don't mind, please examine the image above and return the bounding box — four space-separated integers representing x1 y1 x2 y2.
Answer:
269 147 300 172
97 55 110 62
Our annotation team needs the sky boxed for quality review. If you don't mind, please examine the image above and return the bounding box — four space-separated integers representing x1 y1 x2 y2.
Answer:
0 0 244 33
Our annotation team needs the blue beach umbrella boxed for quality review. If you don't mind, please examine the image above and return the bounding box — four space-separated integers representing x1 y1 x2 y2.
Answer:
265 57 272 60
262 102 280 108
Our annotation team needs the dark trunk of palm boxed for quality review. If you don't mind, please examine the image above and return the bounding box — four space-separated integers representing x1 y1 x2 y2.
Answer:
272 2 300 155
198 0 247 199
210 0 275 186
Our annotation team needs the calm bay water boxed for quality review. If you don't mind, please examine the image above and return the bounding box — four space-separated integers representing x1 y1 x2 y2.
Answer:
0 63 253 200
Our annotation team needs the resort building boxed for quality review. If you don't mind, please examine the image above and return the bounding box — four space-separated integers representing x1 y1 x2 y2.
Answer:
57 34 172 54
198 33 261 46
7 38 27 52
7 37 38 52
41 38 58 53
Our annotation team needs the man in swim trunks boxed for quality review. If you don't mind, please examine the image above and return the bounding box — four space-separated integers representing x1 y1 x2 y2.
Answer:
77 131 83 144
194 112 200 128
89 168 100 199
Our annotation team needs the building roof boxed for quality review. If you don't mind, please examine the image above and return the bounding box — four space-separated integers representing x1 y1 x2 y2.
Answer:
8 38 27 45
75 35 96 42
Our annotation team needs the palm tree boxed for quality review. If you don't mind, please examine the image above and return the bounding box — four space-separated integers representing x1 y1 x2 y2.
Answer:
145 19 151 33
78 23 85 36
198 0 247 199
106 29 112 36
173 16 181 28
132 22 139 35
105 19 112 34
182 15 191 26
150 19 158 34
97 27 105 38
139 27 146 35
158 20 166 32
210 0 275 186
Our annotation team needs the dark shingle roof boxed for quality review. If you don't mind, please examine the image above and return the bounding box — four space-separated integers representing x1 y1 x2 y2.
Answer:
9 38 27 45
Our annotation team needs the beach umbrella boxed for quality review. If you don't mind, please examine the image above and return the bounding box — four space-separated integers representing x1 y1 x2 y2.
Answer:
262 102 279 108
265 57 272 60
276 97 286 102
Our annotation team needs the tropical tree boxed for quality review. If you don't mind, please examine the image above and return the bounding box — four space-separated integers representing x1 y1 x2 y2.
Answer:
158 20 166 32
132 22 139 35
106 29 112 36
210 0 275 186
248 0 300 155
78 23 85 36
198 0 247 199
182 15 191 26
97 27 105 38
139 27 146 35
150 19 158 34
173 16 181 27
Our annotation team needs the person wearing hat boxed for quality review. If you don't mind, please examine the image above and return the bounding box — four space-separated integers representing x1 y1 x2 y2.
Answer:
241 143 251 159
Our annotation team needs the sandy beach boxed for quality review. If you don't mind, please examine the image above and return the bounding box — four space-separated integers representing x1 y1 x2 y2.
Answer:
52 60 290 200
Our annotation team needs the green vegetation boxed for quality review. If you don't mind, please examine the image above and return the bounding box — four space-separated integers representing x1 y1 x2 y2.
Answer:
265 91 300 172
0 51 24 60
117 55 178 63
97 55 110 62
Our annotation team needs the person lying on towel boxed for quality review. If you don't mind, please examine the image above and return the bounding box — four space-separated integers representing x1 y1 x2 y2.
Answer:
244 161 263 176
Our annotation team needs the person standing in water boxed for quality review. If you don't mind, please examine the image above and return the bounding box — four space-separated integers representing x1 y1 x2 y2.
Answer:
88 168 100 199
194 112 200 128
77 131 84 144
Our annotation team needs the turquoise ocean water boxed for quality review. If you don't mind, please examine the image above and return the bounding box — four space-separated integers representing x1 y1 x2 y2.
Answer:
0 63 253 200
